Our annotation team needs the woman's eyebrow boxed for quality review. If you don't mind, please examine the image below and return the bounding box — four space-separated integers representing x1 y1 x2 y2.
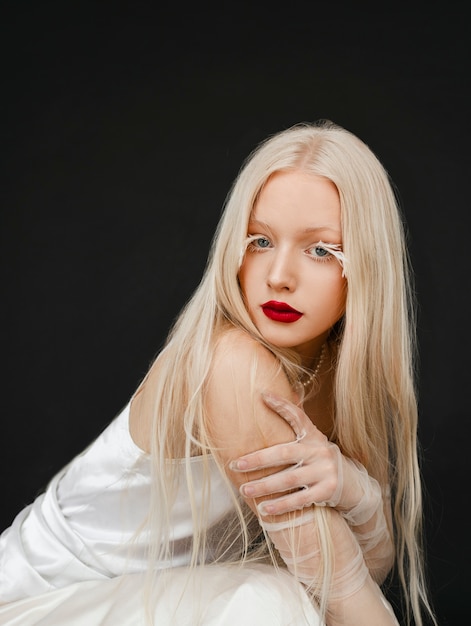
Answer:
247 218 269 228
301 226 342 237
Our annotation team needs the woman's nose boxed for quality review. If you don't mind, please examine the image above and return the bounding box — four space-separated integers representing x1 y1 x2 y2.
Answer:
266 251 296 291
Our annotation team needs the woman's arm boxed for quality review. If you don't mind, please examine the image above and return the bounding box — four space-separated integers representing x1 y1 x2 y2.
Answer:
204 330 299 493
230 393 395 583
262 506 399 626
204 329 398 625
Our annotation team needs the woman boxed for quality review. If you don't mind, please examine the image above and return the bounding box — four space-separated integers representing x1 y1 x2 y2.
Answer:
0 120 436 625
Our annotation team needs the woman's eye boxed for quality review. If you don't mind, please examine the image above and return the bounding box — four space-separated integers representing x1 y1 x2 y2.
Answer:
246 235 272 250
255 237 271 248
308 245 330 259
306 242 346 271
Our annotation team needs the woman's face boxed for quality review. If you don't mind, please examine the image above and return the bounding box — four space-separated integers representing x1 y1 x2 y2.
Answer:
238 170 346 364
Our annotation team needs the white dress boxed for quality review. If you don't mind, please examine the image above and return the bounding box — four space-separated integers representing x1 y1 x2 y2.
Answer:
0 402 322 625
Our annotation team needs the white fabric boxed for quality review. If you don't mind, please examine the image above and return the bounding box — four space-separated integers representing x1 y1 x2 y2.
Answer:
0 564 323 626
0 403 325 624
0 403 236 603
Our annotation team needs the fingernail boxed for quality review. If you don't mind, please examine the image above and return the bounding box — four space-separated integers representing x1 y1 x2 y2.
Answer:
229 460 248 471
258 502 275 515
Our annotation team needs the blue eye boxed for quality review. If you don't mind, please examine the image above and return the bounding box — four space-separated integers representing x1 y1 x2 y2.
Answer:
246 235 272 252
313 246 329 257
306 241 346 270
308 245 330 259
256 237 271 248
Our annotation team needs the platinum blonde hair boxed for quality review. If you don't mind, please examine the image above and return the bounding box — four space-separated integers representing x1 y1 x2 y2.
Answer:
140 120 435 625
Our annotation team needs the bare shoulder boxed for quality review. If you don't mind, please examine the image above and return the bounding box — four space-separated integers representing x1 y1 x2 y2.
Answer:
205 327 297 462
212 326 278 371
210 327 292 397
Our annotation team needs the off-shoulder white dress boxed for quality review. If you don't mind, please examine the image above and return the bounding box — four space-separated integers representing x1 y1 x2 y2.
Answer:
0 402 322 625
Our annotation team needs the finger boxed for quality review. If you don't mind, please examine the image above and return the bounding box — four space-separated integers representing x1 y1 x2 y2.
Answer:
257 485 331 516
239 461 309 497
262 391 315 440
229 440 302 472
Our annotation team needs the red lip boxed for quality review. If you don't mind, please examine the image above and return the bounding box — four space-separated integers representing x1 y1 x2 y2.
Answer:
261 301 303 323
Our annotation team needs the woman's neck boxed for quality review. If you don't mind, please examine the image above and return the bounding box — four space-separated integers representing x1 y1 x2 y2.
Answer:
302 344 336 439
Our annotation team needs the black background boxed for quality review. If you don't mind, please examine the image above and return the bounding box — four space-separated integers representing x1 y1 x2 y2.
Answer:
1 1 469 624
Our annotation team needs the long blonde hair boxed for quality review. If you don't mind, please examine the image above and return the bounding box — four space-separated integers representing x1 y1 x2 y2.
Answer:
142 120 435 625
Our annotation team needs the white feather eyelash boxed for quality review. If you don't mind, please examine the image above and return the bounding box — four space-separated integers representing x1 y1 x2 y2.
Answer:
238 235 261 268
316 241 347 277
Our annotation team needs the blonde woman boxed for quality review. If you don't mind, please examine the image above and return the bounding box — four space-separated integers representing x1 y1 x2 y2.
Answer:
0 121 436 625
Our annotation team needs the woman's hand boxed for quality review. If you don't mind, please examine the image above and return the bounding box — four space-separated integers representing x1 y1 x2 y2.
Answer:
230 391 395 583
229 391 365 516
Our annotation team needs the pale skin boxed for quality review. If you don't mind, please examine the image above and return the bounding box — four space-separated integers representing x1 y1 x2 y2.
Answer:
130 171 397 625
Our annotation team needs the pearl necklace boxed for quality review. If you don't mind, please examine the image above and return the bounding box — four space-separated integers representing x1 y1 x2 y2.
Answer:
300 343 327 388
